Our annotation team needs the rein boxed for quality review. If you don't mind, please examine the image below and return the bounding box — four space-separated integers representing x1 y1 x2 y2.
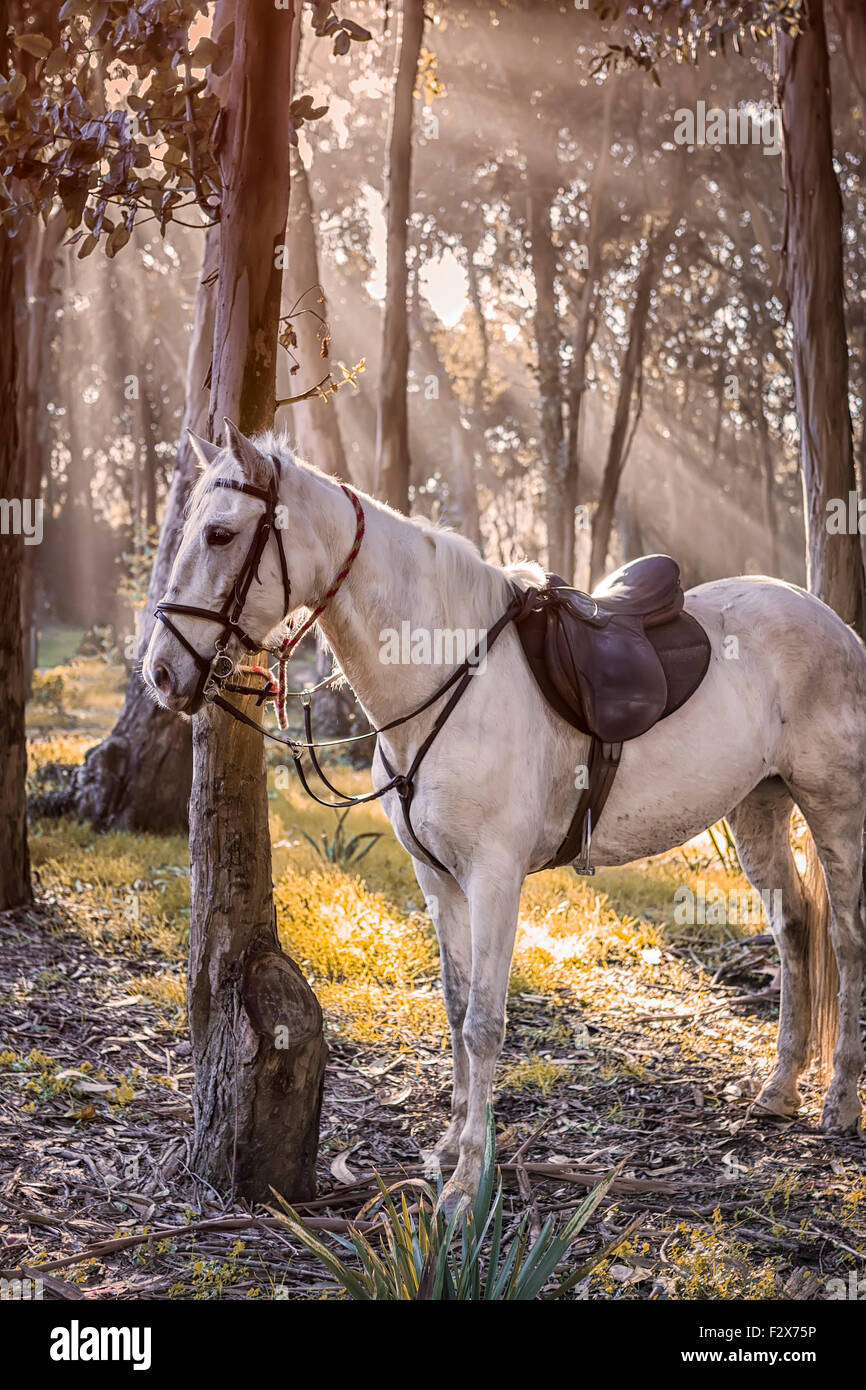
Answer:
154 459 524 871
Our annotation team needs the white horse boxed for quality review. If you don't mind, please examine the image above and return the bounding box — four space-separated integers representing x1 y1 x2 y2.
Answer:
144 424 866 1214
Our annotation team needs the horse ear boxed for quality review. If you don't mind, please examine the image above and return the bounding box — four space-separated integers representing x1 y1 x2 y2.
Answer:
223 418 271 486
187 430 220 470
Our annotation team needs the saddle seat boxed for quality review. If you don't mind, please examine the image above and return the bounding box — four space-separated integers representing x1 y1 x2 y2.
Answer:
515 554 711 746
591 553 683 623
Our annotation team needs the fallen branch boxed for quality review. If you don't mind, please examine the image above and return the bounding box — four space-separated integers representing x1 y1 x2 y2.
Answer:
0 1212 375 1281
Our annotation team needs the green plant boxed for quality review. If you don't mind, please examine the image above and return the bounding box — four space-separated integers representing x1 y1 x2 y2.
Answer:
30 669 68 718
270 1109 626 1300
294 808 381 868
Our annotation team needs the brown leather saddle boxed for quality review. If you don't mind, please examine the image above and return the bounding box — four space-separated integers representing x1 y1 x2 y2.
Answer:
514 555 711 874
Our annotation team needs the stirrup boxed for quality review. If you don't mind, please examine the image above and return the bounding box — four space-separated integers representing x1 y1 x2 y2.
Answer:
573 808 595 876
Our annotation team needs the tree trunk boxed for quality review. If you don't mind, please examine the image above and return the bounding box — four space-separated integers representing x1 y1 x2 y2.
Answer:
67 227 220 831
777 0 866 637
191 0 325 1204
0 222 31 911
590 207 680 586
410 302 481 544
141 384 159 530
755 356 782 576
616 499 643 563
710 330 730 466
281 149 349 479
466 253 489 425
529 174 566 574
858 326 866 508
19 209 64 691
375 0 424 511
562 80 613 584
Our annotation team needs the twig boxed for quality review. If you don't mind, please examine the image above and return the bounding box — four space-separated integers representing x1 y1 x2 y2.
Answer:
743 1207 866 1259
507 1115 553 1165
631 990 778 1023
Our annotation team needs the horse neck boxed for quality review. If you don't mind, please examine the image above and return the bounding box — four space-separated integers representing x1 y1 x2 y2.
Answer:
310 479 507 733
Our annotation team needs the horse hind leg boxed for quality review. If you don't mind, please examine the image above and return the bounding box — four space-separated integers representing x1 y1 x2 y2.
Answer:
790 790 866 1134
725 779 812 1118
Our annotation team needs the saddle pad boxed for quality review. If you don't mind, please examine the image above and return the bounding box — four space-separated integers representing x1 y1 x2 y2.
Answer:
515 584 711 742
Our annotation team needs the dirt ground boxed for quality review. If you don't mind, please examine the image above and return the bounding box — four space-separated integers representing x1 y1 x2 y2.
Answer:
2 892 864 1300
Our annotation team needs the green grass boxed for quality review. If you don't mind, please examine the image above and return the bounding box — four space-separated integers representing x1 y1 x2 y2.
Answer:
37 623 86 669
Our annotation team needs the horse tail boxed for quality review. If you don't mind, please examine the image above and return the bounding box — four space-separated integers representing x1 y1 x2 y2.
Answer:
802 827 838 1084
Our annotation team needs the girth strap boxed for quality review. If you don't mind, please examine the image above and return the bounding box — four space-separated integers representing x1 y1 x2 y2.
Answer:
536 737 622 874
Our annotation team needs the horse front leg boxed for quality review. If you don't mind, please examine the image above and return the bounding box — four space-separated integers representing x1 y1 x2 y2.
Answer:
439 863 522 1216
413 860 472 1168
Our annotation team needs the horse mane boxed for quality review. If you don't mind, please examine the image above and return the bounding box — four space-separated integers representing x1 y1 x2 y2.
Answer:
186 431 544 622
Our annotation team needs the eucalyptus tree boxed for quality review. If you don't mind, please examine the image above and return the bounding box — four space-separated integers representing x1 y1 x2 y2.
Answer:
376 0 425 510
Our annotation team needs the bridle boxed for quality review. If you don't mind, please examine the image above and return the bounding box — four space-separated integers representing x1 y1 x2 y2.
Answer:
154 456 362 708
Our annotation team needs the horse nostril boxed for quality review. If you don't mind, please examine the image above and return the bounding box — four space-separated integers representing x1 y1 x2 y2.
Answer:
152 662 174 697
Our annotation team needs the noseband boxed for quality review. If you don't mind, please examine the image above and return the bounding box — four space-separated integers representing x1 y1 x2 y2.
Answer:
154 456 362 706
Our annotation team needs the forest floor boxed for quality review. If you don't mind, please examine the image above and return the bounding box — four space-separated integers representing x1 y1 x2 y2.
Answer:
3 645 866 1300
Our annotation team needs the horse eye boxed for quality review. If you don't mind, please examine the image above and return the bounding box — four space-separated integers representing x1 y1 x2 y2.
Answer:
205 525 235 547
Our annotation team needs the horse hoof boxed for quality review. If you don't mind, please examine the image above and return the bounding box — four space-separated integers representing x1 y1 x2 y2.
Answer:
434 1145 459 1170
421 1130 460 1178
421 1143 458 1180
436 1177 473 1222
749 1087 800 1121
820 1096 862 1135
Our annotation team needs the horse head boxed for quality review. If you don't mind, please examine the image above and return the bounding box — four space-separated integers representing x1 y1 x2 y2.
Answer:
143 421 305 714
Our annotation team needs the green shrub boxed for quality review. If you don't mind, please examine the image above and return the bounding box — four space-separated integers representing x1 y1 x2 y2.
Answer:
30 669 68 718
